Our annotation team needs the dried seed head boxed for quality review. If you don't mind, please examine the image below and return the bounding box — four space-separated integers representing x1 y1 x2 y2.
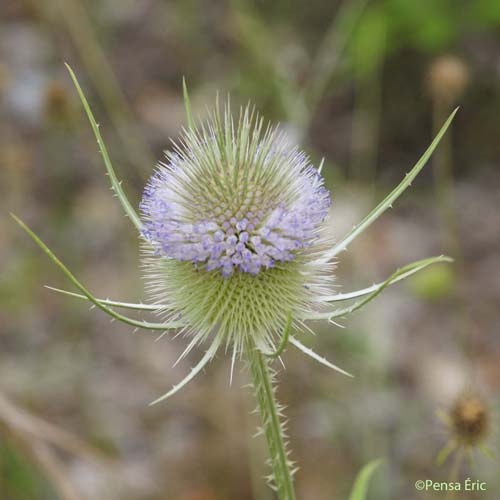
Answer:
427 55 469 104
140 104 334 354
449 395 490 446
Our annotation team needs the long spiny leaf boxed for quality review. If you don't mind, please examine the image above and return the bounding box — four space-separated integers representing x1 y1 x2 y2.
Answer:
323 109 458 261
318 257 446 303
66 63 143 232
12 214 183 331
305 255 453 321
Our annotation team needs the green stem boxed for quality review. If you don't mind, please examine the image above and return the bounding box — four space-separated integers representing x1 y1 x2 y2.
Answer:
246 339 296 500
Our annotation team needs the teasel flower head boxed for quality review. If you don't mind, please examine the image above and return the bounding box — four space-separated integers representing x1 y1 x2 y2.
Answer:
140 104 334 357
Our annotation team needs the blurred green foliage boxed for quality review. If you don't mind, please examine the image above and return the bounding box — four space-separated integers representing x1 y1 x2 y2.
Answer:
348 0 500 79
348 458 383 500
409 265 455 301
0 440 55 500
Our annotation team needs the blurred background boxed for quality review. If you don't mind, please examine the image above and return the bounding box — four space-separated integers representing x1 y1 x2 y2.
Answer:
1 0 499 498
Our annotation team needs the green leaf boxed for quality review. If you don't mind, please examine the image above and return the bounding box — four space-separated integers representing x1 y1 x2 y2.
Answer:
65 63 143 233
348 458 384 500
11 214 183 331
324 108 458 260
306 255 452 321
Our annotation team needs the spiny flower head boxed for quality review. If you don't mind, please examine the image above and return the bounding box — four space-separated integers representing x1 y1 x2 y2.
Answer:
140 104 334 354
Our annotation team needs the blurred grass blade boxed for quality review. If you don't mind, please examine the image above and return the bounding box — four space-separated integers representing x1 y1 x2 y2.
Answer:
44 286 169 311
149 335 223 405
37 0 155 177
324 108 458 261
0 392 102 462
307 0 369 109
289 336 353 377
266 311 292 358
182 77 194 130
320 256 450 303
479 445 498 463
11 214 183 331
232 5 306 128
348 458 384 500
436 442 456 466
30 443 81 500
65 63 143 232
305 256 452 321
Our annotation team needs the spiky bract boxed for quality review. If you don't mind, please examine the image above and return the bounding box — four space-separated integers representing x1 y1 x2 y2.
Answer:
140 105 334 354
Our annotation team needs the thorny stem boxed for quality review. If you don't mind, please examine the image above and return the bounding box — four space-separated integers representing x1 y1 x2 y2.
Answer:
246 338 297 500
